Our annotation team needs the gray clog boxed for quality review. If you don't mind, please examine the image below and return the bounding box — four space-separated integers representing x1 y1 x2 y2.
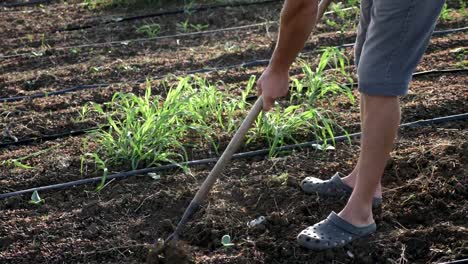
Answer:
301 172 382 208
297 212 376 250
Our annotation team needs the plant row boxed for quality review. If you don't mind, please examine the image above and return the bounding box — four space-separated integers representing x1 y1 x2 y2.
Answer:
80 47 354 172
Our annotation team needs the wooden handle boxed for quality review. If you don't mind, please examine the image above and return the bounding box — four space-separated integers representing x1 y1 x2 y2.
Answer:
169 0 334 241
318 0 333 20
169 97 263 240
191 96 263 204
188 0 333 205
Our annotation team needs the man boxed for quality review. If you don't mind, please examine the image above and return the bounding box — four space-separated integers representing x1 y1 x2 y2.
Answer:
257 0 445 249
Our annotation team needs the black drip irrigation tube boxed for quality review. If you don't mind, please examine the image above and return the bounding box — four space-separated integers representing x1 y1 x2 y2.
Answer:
0 112 467 200
0 127 100 148
0 66 465 105
2 21 465 60
0 67 466 148
1 22 274 59
439 259 468 264
63 0 280 32
0 25 466 103
0 0 50 8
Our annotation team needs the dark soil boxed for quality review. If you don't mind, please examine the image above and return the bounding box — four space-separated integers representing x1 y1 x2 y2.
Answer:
1 123 467 263
0 1 467 263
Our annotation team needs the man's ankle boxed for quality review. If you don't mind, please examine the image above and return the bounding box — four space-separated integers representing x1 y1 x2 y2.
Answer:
341 175 356 189
341 174 382 198
338 206 374 227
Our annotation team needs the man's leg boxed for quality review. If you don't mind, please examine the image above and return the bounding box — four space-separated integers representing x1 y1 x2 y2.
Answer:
297 0 445 250
297 94 399 249
338 94 400 226
341 95 383 200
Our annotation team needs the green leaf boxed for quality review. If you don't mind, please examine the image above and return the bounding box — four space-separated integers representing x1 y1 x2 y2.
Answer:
30 190 44 205
12 160 34 169
221 235 235 247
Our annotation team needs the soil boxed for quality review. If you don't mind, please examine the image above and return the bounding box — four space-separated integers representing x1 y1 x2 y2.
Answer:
0 1 467 263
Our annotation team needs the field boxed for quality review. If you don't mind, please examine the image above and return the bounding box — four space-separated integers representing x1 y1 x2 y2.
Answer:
0 0 467 263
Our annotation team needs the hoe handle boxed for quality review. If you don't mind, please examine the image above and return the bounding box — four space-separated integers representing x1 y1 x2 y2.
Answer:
169 0 335 240
171 96 264 239
318 0 333 19
193 96 264 202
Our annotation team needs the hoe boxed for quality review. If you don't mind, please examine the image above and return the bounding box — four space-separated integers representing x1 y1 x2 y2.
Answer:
147 1 333 262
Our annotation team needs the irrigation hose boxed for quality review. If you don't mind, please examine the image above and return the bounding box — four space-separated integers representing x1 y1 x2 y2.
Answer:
0 112 467 200
0 67 466 148
2 21 465 60
1 7 358 59
1 67 466 148
439 259 468 264
0 24 466 103
64 0 281 32
0 0 50 8
0 127 99 148
0 0 278 13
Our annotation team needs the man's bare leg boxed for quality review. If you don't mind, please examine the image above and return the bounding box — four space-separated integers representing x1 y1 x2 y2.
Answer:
338 94 400 226
341 97 383 198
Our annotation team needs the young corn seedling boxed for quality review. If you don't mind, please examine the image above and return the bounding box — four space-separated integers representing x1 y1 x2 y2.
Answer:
136 23 161 38
251 47 354 155
176 19 208 33
291 47 355 105
2 145 60 171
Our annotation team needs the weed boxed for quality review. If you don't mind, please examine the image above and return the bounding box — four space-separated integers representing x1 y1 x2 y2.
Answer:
440 4 453 21
40 34 50 50
221 235 234 247
291 47 355 111
2 145 60 171
177 19 209 33
136 23 161 38
90 66 103 73
190 23 209 32
31 51 44 57
30 190 45 205
70 48 79 55
26 34 34 43
83 0 191 10
346 0 359 7
224 42 241 52
326 2 359 32
450 47 467 68
83 0 103 9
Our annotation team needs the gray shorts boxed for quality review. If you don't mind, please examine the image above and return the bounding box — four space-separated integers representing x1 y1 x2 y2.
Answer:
355 0 445 96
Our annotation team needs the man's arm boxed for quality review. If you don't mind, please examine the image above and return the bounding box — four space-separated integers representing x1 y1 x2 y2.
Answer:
257 0 320 111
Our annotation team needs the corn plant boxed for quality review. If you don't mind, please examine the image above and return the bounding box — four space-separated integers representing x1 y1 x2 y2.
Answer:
136 23 161 38
291 47 355 105
85 80 198 169
2 145 60 170
440 4 453 21
326 2 359 32
250 106 339 156
83 48 354 171
177 19 209 33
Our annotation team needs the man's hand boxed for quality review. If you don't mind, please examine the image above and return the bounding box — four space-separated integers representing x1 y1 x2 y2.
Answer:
254 0 319 111
257 67 289 111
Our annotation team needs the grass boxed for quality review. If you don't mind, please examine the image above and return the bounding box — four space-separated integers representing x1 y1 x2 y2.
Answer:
82 48 354 172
